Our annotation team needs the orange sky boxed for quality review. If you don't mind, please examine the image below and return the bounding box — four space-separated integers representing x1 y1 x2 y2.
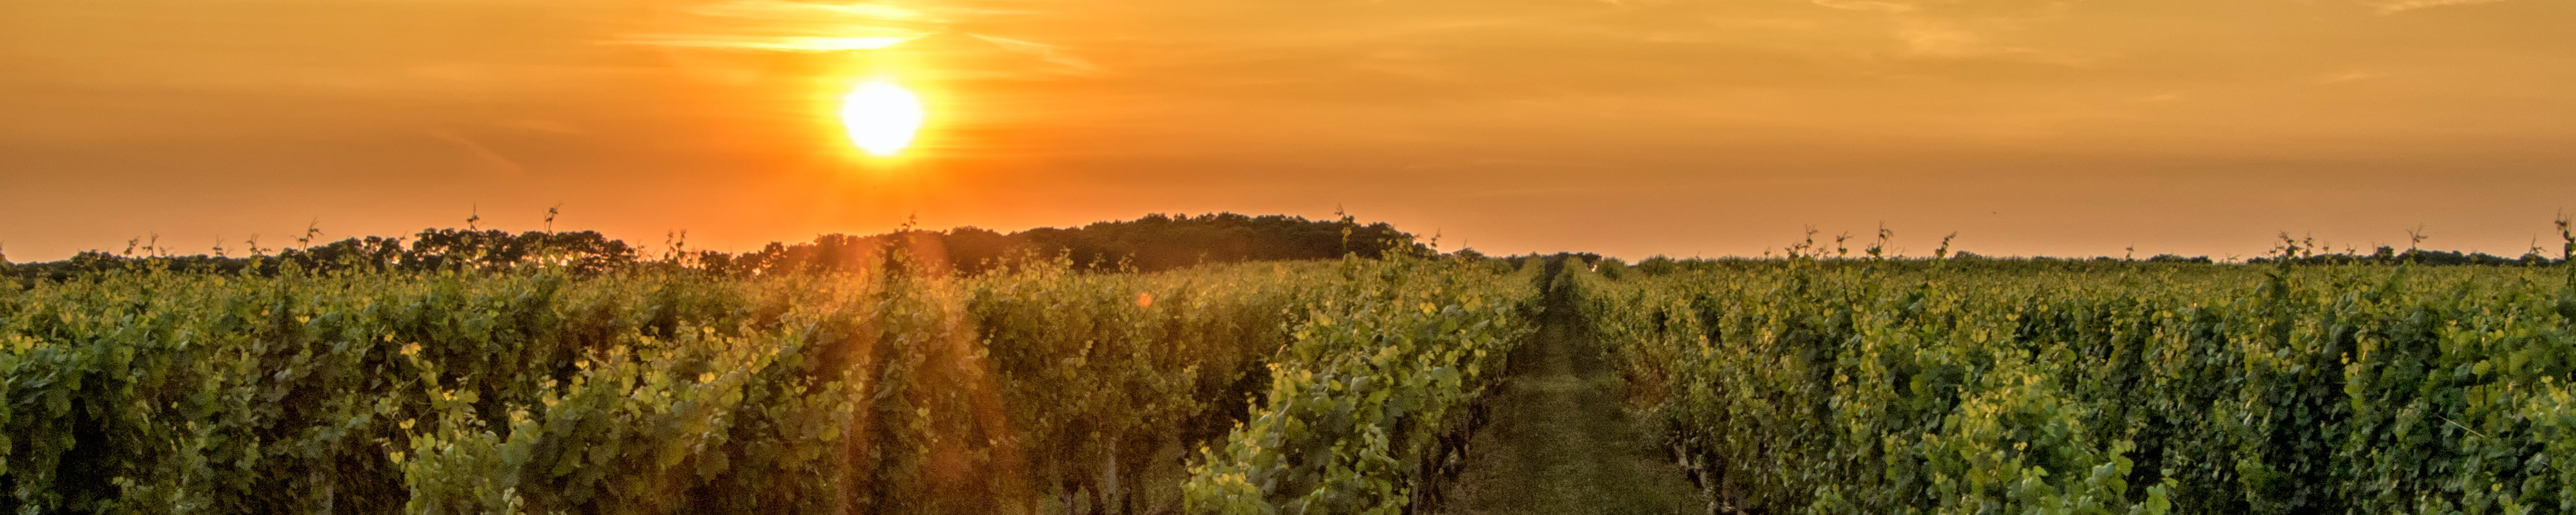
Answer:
4 0 2572 262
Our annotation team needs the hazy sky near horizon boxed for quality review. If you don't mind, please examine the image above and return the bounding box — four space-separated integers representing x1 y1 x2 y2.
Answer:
4 0 2572 262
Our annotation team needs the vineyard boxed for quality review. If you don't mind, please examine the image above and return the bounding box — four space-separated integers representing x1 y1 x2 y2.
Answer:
5 229 2576 515
1574 251 2576 514
0 246 1541 514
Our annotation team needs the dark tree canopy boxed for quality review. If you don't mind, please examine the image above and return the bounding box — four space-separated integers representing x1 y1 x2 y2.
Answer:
706 212 1428 275
3 213 1429 281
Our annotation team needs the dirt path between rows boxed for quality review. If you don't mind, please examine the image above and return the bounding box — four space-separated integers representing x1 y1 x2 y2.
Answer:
1432 267 1706 515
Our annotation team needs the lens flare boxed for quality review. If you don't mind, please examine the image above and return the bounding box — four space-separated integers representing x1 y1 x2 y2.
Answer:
841 79 923 156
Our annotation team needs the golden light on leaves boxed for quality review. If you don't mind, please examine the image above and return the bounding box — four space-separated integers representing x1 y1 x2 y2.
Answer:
842 79 925 157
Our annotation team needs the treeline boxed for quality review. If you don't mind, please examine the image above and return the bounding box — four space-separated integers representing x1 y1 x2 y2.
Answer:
2243 246 2563 266
0 213 1430 282
710 213 1427 276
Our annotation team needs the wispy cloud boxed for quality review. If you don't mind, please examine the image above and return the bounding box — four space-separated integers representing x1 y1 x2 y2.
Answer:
689 0 924 21
1895 21 1982 57
615 34 918 52
2130 92 2185 103
2372 0 2512 14
1785 2 2097 67
610 0 939 52
969 35 1107 75
608 0 1108 78
427 131 526 177
1893 21 2095 66
2316 70 2386 84
493 119 584 135
1809 0 1919 14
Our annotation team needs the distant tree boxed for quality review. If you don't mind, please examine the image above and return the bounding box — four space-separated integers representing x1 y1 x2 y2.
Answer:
654 212 1431 276
1635 255 1680 276
1564 253 1605 268
943 227 1017 274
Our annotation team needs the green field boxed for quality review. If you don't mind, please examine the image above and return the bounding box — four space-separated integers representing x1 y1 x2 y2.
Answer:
1575 256 2576 515
5 233 2575 515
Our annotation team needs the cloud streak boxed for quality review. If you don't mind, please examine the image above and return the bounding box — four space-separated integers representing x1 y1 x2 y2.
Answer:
1891 20 2096 66
609 0 940 51
969 35 1107 75
2373 0 2513 14
614 34 917 52
427 131 526 177
1809 0 1919 14
2316 70 2386 84
607 0 1110 78
689 0 924 21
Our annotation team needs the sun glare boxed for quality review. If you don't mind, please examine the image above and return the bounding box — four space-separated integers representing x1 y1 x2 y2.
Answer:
841 79 924 157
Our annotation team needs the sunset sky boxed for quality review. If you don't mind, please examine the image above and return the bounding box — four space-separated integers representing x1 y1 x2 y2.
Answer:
4 0 2571 262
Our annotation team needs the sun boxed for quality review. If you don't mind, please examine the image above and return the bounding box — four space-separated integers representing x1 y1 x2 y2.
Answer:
840 79 924 157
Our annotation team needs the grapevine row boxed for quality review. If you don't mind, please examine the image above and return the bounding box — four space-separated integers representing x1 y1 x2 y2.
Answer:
1574 258 2576 515
2 251 1518 514
1183 256 1544 515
